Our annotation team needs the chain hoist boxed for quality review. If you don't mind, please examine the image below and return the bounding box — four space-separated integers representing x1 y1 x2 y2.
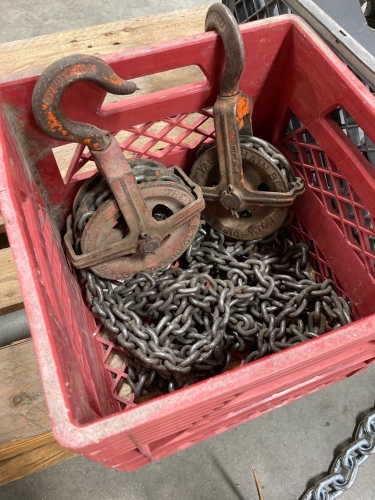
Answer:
189 3 305 240
30 2 351 397
32 55 204 280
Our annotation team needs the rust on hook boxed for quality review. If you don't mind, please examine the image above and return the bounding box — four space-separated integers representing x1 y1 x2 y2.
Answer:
32 54 137 151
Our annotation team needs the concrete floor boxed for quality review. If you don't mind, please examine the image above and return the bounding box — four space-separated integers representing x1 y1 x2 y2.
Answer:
1 365 375 500
1 1 375 499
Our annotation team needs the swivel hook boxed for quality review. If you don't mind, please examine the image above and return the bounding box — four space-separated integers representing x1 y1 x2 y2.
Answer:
32 54 137 151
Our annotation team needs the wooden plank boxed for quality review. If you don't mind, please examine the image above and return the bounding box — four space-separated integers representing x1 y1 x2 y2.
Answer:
0 335 75 485
0 5 209 78
0 432 73 462
0 340 50 445
0 432 75 486
0 247 23 315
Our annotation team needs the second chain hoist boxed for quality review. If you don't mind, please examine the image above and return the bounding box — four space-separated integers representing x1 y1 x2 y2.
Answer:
189 3 305 240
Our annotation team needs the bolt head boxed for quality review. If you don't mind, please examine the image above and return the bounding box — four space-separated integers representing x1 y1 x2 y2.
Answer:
220 191 241 211
139 239 159 254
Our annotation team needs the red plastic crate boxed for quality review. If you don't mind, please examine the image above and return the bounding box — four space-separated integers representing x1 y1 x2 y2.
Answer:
1 15 375 471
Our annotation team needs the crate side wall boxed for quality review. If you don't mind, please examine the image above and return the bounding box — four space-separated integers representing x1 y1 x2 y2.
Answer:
0 104 116 424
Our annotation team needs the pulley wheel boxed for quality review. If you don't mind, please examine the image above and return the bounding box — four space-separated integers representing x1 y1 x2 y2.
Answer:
189 141 289 240
72 159 169 219
72 160 200 280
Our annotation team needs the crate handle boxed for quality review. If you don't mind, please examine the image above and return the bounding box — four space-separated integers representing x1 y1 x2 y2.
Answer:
205 3 245 97
31 54 137 151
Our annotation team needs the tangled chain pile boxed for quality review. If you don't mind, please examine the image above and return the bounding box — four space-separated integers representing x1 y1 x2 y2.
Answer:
81 226 351 398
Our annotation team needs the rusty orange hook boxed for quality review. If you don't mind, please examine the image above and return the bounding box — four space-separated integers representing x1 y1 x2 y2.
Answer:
32 54 137 151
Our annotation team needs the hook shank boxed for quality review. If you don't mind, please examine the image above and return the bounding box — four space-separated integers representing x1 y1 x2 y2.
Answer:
205 3 245 96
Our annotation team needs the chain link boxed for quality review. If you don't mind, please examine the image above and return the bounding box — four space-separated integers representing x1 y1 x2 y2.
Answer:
241 135 305 196
302 409 375 499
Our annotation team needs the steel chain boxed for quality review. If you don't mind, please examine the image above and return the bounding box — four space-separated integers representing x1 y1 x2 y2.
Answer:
81 225 350 397
72 165 351 398
301 409 375 499
241 135 305 195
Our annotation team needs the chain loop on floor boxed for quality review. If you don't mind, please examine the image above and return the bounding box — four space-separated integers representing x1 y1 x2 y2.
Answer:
302 409 375 499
